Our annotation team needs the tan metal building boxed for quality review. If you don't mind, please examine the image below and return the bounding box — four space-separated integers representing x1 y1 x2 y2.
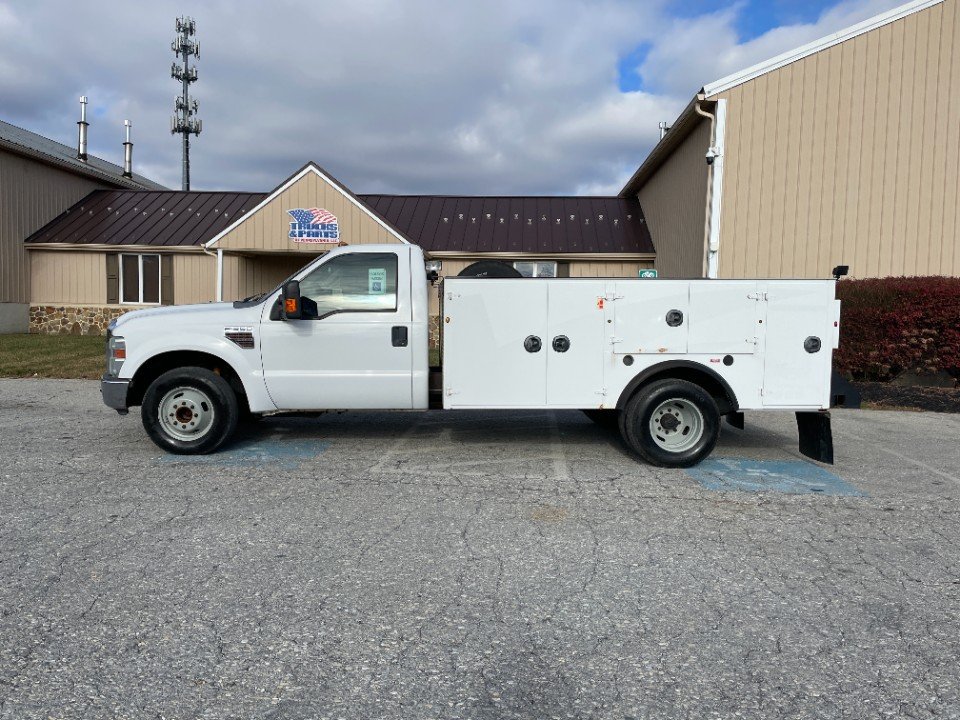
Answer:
25 163 655 339
0 118 164 332
621 0 960 280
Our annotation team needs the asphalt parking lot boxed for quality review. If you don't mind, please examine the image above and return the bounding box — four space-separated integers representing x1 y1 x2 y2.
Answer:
1 379 959 719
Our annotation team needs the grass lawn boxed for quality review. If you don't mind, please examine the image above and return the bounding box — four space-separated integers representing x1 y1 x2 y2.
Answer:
0 334 105 379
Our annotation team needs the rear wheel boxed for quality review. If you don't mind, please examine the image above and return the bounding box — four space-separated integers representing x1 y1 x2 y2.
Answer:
620 379 720 467
141 367 239 454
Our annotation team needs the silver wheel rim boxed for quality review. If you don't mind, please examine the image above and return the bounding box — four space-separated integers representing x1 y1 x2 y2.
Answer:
158 386 215 441
649 398 704 452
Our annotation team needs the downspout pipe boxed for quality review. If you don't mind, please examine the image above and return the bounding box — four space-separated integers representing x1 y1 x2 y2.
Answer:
216 248 223 302
695 97 727 279
694 100 717 278
201 245 223 302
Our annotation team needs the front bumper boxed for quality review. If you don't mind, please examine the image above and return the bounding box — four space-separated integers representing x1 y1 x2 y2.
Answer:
101 375 131 414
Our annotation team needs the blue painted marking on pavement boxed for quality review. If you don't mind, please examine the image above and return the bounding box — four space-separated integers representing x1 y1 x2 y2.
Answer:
686 457 865 497
159 438 329 469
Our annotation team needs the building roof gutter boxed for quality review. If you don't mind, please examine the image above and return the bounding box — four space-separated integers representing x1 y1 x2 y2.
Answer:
25 243 208 253
618 95 711 198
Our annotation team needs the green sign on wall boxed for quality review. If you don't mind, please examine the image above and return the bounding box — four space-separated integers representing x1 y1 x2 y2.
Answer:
639 269 658 278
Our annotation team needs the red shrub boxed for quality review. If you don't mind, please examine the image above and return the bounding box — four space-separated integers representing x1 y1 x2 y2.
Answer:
834 277 960 382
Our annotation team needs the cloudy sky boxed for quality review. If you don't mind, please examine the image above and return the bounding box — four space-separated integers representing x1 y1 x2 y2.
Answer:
0 0 906 194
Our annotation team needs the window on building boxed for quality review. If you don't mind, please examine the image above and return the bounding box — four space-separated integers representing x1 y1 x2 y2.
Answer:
513 261 558 278
298 252 398 318
120 254 162 304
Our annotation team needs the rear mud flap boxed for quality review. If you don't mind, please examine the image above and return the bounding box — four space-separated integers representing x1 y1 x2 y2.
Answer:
796 411 834 464
725 412 745 430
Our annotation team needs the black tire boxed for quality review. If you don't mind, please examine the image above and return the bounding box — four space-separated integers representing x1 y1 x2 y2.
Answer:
620 379 720 468
457 260 523 278
582 409 619 432
141 367 239 454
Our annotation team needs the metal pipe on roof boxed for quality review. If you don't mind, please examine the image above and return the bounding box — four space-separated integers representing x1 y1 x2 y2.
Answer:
122 120 133 178
77 96 88 161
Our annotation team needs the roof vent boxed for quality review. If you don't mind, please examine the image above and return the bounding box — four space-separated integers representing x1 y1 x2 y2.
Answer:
77 96 89 161
122 120 133 178
659 121 670 141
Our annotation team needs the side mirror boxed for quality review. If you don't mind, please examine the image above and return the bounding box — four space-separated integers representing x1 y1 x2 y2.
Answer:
281 280 302 320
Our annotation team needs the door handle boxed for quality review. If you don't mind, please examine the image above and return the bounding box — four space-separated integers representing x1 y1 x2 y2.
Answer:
523 335 542 353
552 335 571 353
392 326 408 347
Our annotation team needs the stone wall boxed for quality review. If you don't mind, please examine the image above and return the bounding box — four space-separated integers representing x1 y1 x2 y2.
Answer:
30 305 132 336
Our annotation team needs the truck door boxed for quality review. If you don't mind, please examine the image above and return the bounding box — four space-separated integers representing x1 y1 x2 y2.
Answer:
442 279 548 407
546 281 607 406
259 249 414 410
761 281 833 407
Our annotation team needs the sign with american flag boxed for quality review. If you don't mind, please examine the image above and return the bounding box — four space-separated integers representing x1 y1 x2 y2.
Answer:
287 208 340 243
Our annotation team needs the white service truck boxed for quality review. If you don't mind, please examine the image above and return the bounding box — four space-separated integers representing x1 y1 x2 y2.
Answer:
101 243 842 468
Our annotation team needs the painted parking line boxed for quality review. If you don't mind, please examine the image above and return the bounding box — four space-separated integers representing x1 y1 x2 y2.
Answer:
159 438 329 469
686 457 865 497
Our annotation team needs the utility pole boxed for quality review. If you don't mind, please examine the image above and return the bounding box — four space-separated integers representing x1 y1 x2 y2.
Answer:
170 16 201 191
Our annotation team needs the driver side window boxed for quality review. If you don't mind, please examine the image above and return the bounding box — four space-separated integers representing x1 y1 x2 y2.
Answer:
298 252 398 319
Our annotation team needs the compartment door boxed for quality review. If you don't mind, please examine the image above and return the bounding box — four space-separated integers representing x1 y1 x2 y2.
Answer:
613 281 690 354
687 282 760 355
546 281 607 406
442 279 548 407
762 282 833 407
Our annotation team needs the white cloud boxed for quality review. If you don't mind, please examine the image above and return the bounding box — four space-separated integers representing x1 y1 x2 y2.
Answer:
0 0 913 194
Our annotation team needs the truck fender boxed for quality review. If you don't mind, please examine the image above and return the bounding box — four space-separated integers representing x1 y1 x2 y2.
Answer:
615 360 740 414
122 339 275 413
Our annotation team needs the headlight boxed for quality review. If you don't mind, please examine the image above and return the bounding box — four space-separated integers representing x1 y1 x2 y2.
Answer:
107 335 126 376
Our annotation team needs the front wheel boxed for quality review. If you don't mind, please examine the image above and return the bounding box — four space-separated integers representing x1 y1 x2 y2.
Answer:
620 379 720 467
141 367 239 454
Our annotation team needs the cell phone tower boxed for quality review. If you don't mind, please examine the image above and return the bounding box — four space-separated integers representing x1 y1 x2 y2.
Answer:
170 16 202 191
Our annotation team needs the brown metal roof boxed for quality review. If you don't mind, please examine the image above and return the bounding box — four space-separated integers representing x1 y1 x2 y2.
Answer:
26 190 655 255
24 190 268 247
362 195 653 254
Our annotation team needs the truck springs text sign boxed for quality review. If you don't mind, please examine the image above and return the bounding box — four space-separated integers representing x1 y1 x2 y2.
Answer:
287 208 340 243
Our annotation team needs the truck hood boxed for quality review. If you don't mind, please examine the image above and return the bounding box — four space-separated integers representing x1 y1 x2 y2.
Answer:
110 302 261 331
